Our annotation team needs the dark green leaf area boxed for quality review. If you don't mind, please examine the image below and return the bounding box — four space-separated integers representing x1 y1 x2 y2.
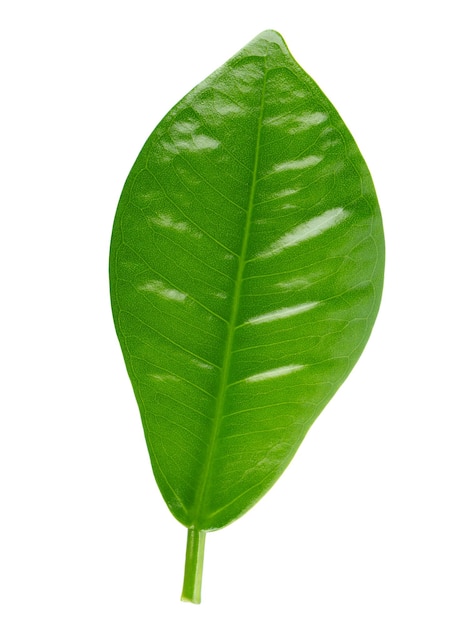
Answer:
110 30 384 531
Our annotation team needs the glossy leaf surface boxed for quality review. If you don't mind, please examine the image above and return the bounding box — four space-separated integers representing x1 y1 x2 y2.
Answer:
110 31 384 536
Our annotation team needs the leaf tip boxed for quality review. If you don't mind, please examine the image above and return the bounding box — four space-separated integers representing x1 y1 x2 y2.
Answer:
254 29 287 47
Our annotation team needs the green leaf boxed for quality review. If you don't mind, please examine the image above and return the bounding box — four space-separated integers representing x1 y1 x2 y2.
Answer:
109 30 384 603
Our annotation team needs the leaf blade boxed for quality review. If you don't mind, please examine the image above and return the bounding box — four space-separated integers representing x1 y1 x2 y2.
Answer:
110 30 384 531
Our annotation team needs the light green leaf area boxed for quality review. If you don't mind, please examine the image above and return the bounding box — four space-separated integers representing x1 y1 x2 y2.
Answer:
110 31 384 535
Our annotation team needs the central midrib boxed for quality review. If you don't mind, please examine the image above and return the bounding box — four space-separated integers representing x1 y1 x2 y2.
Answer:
191 61 268 529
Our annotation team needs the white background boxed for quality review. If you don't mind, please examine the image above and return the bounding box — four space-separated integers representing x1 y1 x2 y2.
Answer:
1 1 465 624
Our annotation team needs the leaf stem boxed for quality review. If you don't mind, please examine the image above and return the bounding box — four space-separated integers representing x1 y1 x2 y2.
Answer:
181 528 206 604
